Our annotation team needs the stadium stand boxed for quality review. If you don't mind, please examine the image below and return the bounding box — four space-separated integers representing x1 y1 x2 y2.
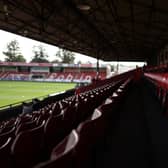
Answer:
2 67 168 167
0 71 106 83
0 69 133 168
0 62 106 83
1 1 168 167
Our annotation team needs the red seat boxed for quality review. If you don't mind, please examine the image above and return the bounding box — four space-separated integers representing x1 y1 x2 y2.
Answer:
15 120 37 135
34 130 78 168
60 100 69 109
16 114 32 127
98 96 120 119
0 137 13 168
4 118 16 128
37 112 50 125
32 111 41 121
75 98 93 123
0 127 15 146
11 121 45 168
75 110 104 168
44 114 65 156
0 125 14 134
63 105 77 130
51 102 61 116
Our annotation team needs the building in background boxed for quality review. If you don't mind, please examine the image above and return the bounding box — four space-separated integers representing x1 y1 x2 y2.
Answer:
0 62 107 83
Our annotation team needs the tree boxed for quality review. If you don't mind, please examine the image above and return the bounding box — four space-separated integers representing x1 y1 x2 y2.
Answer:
3 39 26 62
77 60 82 64
31 45 49 63
51 59 60 63
55 48 75 64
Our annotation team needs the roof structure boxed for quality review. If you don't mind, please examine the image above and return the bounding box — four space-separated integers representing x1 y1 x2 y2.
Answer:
0 0 167 62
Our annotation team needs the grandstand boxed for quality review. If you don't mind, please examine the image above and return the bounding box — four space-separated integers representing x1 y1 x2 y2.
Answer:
0 62 106 83
0 1 168 168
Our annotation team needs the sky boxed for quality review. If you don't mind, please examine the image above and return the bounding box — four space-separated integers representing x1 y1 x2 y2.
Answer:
0 29 145 67
0 30 98 63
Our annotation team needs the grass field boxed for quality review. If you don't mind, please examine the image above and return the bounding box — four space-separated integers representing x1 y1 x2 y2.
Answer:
0 81 75 107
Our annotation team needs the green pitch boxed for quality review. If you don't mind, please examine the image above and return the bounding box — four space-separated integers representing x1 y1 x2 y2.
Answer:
0 81 75 107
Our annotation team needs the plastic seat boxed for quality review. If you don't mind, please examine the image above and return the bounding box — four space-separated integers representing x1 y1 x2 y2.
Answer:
15 120 37 135
16 114 32 127
109 92 122 105
75 110 104 168
60 100 69 109
0 127 15 146
51 102 61 116
0 137 13 168
77 109 104 143
5 118 16 128
51 130 78 160
44 114 65 156
34 130 78 168
11 121 45 168
37 112 50 125
63 105 77 130
98 97 120 119
0 125 14 134
76 98 94 123
32 111 41 121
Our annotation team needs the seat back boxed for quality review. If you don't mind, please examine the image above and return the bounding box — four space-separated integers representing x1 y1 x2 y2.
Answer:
15 120 37 135
34 130 79 168
51 130 78 160
16 114 32 127
63 105 77 130
0 137 13 168
0 127 15 146
51 102 61 116
44 114 65 155
11 121 45 168
75 111 104 168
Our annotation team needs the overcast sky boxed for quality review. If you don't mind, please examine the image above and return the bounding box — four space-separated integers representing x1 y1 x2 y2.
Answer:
0 30 99 63
0 29 145 67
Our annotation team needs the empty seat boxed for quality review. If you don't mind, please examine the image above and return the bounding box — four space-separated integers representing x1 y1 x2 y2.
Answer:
15 119 37 135
98 97 120 119
32 111 41 121
51 102 61 116
0 125 14 134
44 114 65 156
34 130 78 168
63 105 77 130
60 100 69 109
37 112 50 125
16 114 32 127
0 127 15 146
75 110 104 168
77 109 104 143
11 121 45 168
0 137 13 168
4 118 16 128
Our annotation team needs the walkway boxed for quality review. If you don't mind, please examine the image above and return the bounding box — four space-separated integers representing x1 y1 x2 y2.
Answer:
94 78 168 168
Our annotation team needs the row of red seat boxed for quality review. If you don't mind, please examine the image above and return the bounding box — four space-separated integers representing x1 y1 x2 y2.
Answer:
144 72 168 116
75 70 134 94
0 74 132 168
33 78 132 168
144 64 168 73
